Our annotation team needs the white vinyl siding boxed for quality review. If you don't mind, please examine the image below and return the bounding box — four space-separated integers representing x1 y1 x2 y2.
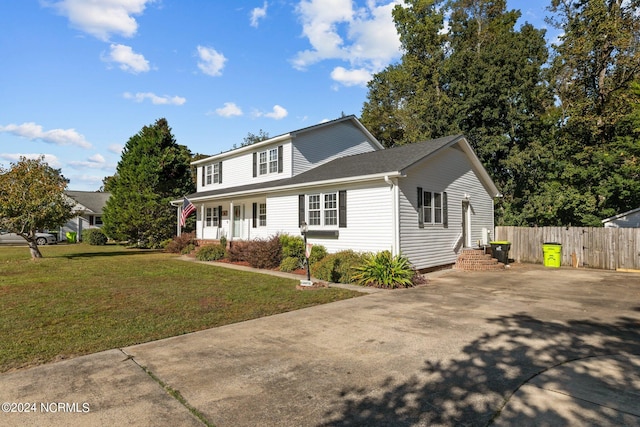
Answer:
267 184 392 254
196 142 293 192
399 147 494 270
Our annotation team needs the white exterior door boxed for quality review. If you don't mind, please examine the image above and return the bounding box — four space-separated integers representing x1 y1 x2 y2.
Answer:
462 200 472 248
233 205 243 239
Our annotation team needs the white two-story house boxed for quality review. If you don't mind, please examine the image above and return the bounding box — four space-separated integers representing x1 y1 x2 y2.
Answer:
173 116 500 270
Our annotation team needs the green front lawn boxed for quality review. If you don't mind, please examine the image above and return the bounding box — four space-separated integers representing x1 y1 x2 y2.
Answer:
0 244 362 372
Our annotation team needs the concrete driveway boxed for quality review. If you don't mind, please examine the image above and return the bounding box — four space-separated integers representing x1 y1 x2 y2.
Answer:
1 264 640 426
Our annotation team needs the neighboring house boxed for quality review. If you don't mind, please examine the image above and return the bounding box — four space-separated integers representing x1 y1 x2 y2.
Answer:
602 207 640 228
173 116 500 270
61 191 110 241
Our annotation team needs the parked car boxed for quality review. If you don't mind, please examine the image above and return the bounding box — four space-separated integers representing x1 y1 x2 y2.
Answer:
0 230 57 245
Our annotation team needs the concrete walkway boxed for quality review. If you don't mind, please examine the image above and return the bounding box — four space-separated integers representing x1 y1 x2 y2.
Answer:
1 264 639 426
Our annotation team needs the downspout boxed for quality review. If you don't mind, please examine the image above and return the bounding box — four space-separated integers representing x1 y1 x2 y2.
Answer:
384 175 400 256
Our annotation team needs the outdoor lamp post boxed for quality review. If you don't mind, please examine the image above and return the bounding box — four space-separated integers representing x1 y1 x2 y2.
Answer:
300 221 311 281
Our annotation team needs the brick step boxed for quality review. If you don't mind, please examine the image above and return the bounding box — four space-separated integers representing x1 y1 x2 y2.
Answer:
455 248 505 271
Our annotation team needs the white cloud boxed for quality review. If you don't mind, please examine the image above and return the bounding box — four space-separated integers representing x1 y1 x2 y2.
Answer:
108 144 123 154
123 92 186 105
0 153 62 168
47 0 154 41
250 2 268 27
256 105 288 120
103 44 150 73
213 102 243 118
197 45 227 77
330 66 371 86
292 0 402 86
0 122 92 148
68 153 112 169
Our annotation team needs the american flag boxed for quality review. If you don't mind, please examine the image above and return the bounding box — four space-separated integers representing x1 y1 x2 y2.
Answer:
180 197 196 227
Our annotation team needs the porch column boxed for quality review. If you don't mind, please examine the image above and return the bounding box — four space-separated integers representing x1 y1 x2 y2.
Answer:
200 204 205 240
177 205 182 237
229 200 234 240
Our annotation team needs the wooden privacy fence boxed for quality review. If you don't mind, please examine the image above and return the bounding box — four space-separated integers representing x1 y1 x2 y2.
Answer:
494 226 640 270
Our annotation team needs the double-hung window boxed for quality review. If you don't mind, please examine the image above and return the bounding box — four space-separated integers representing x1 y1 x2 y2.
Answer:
259 152 268 175
254 146 283 177
307 192 338 227
203 162 222 186
268 148 278 173
418 188 447 227
324 193 337 226
205 207 219 227
259 148 277 175
259 203 267 227
205 165 213 185
299 191 347 229
308 194 321 226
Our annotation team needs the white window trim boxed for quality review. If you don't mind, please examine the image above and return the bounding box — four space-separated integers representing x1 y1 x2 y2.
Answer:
259 203 267 227
423 191 444 225
205 207 219 227
259 148 279 176
308 192 338 228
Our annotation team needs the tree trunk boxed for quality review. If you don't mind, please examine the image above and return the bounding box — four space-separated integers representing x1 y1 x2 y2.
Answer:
28 240 43 259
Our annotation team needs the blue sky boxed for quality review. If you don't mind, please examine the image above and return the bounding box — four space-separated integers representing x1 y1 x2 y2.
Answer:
0 0 556 191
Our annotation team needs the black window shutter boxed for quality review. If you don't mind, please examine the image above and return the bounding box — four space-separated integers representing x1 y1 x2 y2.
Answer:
253 152 257 177
252 203 257 228
298 194 305 227
201 166 205 186
417 187 424 228
218 161 223 184
217 206 222 228
278 145 283 173
443 192 448 228
89 216 94 226
339 190 347 228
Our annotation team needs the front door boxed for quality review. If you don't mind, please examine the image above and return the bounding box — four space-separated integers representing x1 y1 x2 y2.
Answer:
233 205 243 239
462 200 472 248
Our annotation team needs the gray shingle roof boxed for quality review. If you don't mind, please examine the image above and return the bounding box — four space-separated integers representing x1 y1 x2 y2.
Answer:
187 135 464 200
66 191 110 213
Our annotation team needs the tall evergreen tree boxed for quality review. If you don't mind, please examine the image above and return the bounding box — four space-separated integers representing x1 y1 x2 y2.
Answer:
103 118 195 247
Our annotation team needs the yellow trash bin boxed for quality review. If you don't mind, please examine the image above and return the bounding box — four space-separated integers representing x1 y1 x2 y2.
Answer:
542 243 562 268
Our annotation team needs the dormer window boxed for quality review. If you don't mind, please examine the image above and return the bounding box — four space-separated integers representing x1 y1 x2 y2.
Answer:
253 145 283 177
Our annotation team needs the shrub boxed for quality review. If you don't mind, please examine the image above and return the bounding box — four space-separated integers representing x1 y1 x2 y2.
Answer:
352 251 415 289
309 244 327 265
196 244 226 261
280 234 304 259
219 235 227 249
279 256 301 272
165 232 196 254
311 250 365 283
181 243 196 255
245 236 282 269
227 240 250 262
82 228 108 245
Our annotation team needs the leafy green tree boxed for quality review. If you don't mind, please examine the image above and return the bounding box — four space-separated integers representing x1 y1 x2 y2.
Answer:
362 0 451 147
0 156 75 258
242 129 270 146
102 118 195 247
362 0 553 225
546 0 640 225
